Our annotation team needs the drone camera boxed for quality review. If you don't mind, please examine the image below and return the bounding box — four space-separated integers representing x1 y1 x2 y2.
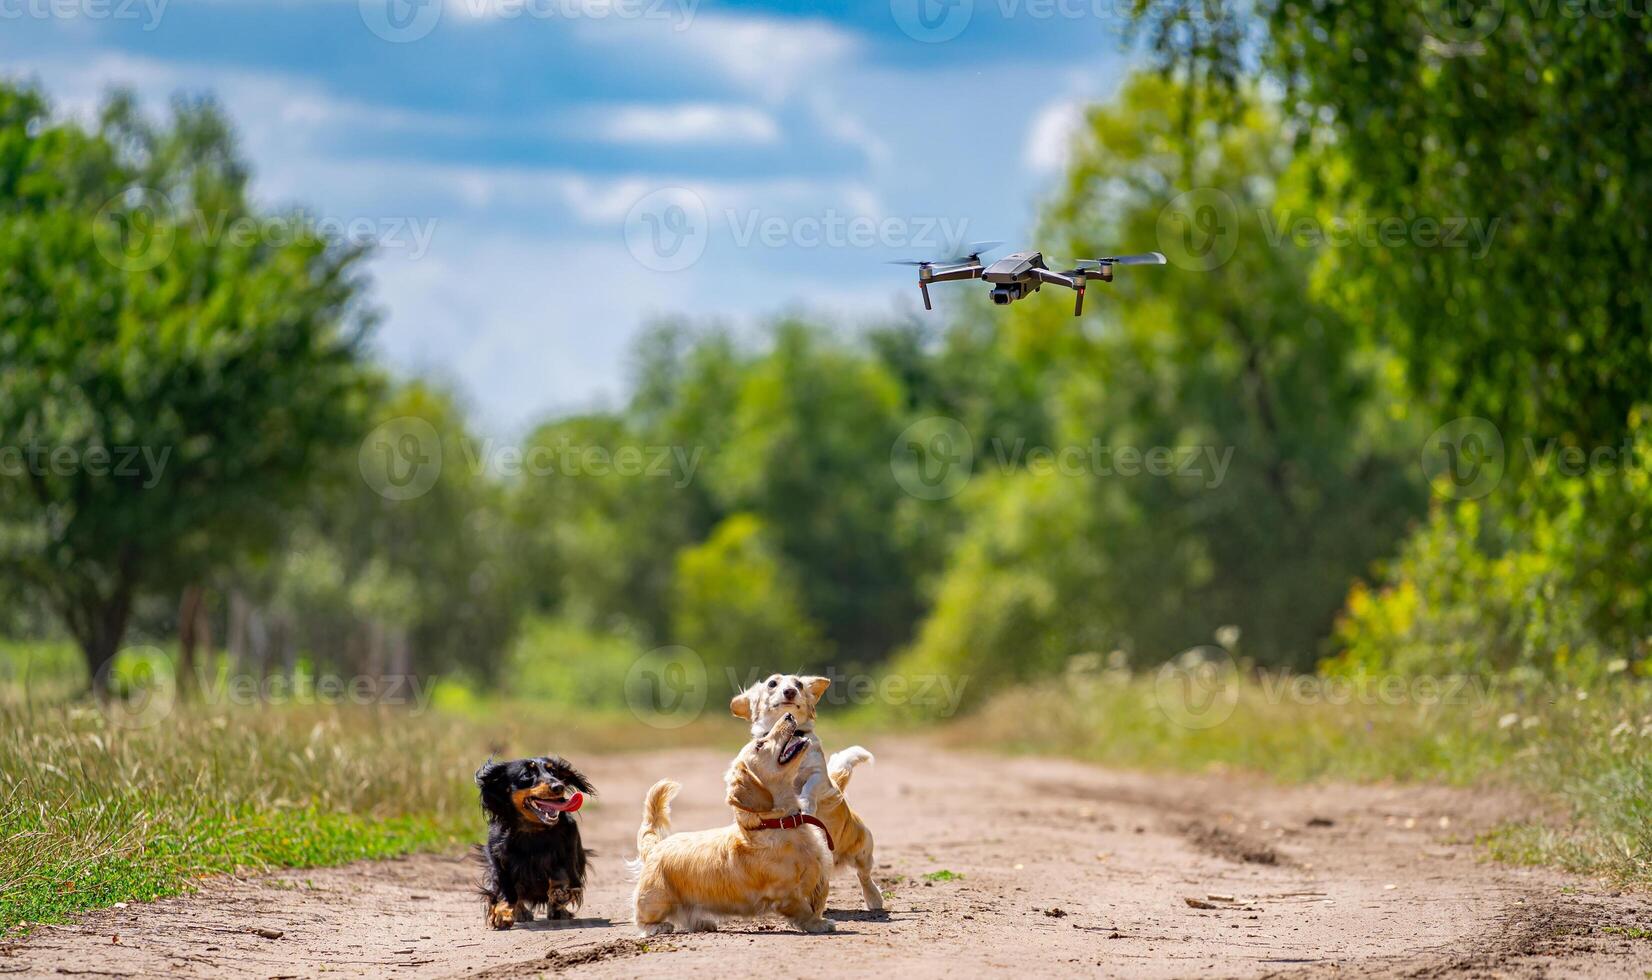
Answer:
990 284 1023 305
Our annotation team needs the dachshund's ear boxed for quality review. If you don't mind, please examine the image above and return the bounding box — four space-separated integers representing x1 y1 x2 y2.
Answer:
474 757 501 788
725 761 775 814
548 756 596 796
729 687 754 720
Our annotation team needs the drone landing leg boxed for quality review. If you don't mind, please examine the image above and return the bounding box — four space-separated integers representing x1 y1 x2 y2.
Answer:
920 282 932 311
1073 286 1084 316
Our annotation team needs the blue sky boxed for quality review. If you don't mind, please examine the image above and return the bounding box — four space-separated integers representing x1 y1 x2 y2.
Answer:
3 0 1137 433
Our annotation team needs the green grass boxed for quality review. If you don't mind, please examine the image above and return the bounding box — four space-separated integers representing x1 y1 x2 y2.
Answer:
0 640 84 702
921 870 964 882
946 669 1651 887
0 692 732 936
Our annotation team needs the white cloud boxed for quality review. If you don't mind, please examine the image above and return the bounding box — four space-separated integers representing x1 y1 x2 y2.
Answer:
0 49 469 166
439 0 695 24
591 103 779 145
1024 99 1088 177
366 233 669 433
677 15 856 96
805 91 890 170
582 13 857 102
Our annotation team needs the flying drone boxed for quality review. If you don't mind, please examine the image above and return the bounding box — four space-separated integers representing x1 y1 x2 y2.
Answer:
892 242 1166 315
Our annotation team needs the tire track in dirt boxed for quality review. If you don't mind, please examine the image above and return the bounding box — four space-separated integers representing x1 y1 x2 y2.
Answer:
4 740 1647 979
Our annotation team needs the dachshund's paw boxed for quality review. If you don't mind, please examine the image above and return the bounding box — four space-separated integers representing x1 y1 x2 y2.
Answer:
487 901 515 930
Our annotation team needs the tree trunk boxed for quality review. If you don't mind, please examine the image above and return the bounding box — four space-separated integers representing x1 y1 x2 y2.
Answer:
275 614 296 681
177 585 206 701
228 590 250 673
248 606 270 679
72 584 136 700
388 626 411 679
365 620 385 680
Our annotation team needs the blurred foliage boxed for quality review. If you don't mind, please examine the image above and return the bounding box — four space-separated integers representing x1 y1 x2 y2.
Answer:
1269 1 1650 449
1134 0 1652 447
672 513 823 675
494 616 650 708
508 410 711 643
1121 1 1652 683
1333 409 1652 681
894 74 1423 697
272 383 525 684
710 322 925 664
0 85 374 691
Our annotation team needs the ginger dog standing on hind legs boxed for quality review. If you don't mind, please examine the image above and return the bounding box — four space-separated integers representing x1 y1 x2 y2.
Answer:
730 673 882 911
630 713 835 935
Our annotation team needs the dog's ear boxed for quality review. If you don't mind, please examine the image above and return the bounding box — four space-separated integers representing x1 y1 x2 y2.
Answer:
729 687 754 720
725 761 775 814
801 675 830 703
547 756 596 796
474 757 501 788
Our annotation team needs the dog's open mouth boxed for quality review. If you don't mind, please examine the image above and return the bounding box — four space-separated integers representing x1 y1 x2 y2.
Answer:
778 735 807 765
527 792 584 824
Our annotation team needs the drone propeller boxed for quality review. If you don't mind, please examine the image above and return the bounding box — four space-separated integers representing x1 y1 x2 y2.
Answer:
886 241 1004 267
1053 251 1168 316
1072 251 1167 268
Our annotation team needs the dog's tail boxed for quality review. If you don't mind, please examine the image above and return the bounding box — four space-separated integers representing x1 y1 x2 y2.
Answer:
828 746 873 793
636 779 678 857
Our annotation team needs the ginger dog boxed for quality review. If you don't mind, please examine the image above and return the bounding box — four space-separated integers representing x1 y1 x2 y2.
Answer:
631 713 835 935
731 673 881 911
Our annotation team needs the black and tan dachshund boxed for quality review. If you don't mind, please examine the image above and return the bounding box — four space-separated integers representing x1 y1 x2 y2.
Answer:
474 756 595 929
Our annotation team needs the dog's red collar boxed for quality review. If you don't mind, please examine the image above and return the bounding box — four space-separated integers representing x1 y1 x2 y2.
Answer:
750 812 833 851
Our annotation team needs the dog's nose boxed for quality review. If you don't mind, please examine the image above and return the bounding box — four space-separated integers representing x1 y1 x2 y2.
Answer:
783 687 797 700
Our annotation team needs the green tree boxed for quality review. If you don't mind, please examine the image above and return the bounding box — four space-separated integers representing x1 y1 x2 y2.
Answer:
671 513 823 680
711 321 922 664
1133 0 1652 450
300 383 521 682
1128 0 1652 677
0 86 374 693
895 74 1423 691
507 410 709 642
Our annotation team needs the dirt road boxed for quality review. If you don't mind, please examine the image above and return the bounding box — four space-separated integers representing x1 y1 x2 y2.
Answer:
5 740 1648 978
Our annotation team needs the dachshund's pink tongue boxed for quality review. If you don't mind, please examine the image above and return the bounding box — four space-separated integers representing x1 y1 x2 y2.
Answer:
546 791 584 813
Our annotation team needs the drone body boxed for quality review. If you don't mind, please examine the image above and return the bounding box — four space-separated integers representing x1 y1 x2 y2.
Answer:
894 243 1166 315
